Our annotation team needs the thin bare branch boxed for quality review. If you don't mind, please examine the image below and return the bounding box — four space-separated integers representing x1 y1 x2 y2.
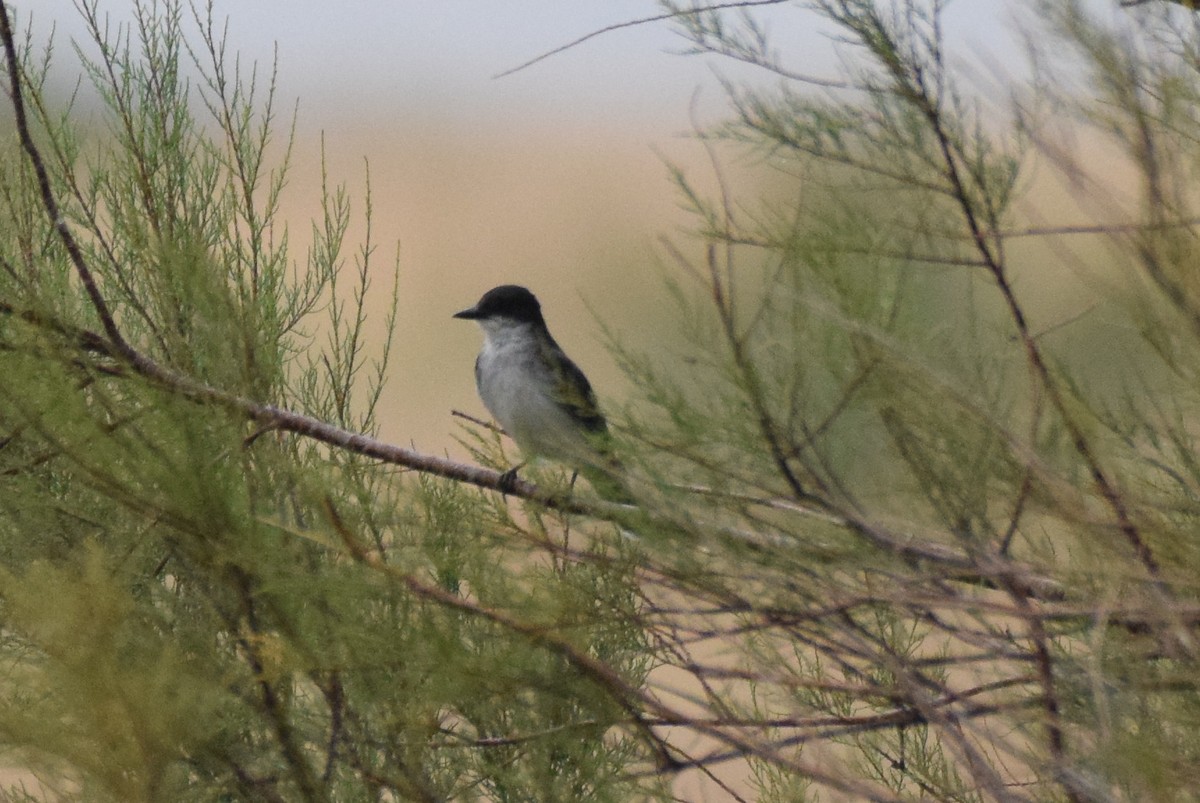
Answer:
493 0 792 78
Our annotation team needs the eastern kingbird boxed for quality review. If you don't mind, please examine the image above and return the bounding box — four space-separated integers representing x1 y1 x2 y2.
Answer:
455 285 631 503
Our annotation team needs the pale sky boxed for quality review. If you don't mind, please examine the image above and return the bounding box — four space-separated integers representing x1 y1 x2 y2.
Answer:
224 2 761 124
37 1 1026 130
200 2 828 126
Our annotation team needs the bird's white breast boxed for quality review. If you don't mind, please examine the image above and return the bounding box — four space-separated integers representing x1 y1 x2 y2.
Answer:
475 323 593 464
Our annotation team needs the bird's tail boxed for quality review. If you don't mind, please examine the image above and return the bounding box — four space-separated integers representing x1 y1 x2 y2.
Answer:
580 460 635 505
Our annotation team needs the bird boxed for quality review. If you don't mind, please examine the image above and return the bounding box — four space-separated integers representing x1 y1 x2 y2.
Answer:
454 284 632 503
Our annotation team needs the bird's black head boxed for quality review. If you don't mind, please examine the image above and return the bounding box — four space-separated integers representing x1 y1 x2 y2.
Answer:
454 284 545 325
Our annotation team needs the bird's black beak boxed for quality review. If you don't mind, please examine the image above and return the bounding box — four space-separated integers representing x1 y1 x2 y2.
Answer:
453 305 480 320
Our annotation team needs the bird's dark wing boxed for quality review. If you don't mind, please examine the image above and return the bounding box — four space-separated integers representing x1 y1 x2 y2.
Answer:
542 340 632 502
543 341 608 436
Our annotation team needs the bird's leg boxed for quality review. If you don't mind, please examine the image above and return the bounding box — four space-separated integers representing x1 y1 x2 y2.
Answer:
498 462 526 494
559 470 580 571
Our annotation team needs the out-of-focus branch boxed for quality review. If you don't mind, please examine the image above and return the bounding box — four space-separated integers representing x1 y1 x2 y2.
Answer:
1120 0 1197 7
493 0 793 79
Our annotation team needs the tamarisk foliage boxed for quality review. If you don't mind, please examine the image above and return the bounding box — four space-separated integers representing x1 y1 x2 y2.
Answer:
1 0 1199 801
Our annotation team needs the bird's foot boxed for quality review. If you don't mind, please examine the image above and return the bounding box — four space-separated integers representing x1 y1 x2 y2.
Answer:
498 463 525 494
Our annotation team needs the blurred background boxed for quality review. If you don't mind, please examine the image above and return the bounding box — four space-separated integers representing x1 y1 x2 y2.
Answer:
39 1 1034 459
